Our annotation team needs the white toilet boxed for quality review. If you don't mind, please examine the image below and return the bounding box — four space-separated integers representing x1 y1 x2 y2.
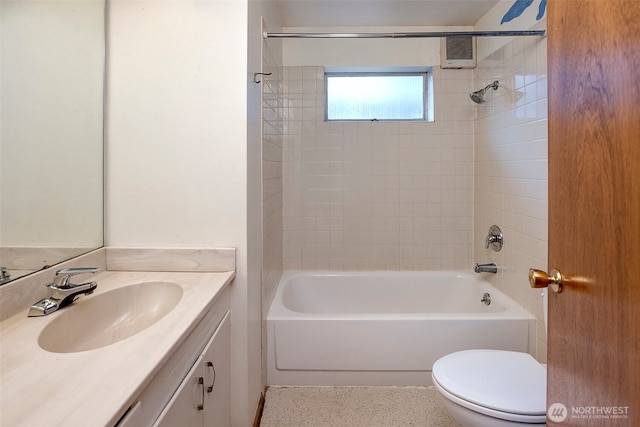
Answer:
432 290 548 426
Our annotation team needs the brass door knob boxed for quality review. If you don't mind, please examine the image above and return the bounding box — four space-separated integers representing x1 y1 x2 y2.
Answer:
529 268 564 293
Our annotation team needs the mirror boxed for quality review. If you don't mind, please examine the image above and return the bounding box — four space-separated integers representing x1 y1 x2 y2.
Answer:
0 0 104 284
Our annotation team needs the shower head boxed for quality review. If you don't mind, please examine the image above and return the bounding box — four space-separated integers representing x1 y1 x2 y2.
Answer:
470 80 500 104
469 91 487 104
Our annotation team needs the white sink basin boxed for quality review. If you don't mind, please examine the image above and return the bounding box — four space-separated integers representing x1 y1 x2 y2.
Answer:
38 282 183 353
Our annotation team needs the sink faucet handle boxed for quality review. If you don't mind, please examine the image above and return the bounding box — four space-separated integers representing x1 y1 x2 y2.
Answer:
51 267 99 288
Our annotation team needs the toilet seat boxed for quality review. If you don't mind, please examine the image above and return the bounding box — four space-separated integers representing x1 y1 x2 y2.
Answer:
432 349 546 423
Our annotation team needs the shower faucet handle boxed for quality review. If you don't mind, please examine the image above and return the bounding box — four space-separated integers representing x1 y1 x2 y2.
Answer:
485 225 503 251
486 234 500 247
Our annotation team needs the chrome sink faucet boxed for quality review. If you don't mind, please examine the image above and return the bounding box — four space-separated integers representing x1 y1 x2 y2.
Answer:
28 267 99 317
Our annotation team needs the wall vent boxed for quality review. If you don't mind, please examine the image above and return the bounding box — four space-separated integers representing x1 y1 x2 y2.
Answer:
440 36 476 69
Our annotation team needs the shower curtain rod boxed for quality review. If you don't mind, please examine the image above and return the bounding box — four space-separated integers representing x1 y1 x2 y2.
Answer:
263 30 545 39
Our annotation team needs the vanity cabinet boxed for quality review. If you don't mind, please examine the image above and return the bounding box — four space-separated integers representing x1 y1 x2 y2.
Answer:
153 312 231 427
115 289 231 427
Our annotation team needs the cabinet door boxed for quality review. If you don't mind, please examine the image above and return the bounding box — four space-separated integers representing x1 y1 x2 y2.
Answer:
202 313 231 427
153 355 205 427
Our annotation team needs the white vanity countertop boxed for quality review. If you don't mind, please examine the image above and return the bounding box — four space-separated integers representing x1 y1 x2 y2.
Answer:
0 270 234 427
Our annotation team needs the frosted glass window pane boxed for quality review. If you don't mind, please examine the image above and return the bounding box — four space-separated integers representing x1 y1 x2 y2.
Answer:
326 74 426 121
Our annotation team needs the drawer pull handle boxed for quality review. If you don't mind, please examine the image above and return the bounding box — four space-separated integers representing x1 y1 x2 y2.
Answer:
206 361 216 393
197 377 204 410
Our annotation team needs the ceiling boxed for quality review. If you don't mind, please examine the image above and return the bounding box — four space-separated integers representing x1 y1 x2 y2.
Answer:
275 0 500 28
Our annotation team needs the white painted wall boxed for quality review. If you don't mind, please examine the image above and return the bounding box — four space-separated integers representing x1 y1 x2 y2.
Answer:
106 1 247 249
106 0 263 424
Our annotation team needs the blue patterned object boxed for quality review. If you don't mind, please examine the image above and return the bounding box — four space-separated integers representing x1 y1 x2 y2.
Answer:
537 0 547 20
500 0 547 23
501 0 534 24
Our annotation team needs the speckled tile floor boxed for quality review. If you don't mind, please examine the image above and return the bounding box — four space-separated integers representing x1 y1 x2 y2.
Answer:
259 386 462 427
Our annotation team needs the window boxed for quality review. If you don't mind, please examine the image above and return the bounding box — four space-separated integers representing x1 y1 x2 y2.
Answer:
325 68 433 121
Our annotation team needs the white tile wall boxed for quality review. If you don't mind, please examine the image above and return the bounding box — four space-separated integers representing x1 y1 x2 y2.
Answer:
262 40 284 310
474 35 548 362
282 67 475 271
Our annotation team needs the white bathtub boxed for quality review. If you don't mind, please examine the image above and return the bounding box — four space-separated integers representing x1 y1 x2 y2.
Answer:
267 270 536 386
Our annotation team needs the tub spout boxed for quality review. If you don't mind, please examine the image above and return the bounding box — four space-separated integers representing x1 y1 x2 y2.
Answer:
475 263 497 274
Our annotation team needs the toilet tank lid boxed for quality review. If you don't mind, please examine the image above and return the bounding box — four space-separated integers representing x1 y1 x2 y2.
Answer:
432 349 546 416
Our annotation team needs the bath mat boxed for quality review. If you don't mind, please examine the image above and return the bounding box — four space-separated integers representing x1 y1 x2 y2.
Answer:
259 385 462 427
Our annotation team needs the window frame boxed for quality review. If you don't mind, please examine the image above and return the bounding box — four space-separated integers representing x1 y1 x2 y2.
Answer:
324 68 433 122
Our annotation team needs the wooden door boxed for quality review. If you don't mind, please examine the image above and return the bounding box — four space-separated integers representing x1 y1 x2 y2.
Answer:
547 0 640 425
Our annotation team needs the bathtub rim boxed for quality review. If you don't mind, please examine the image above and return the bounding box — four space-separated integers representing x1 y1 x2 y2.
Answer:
268 269 536 321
